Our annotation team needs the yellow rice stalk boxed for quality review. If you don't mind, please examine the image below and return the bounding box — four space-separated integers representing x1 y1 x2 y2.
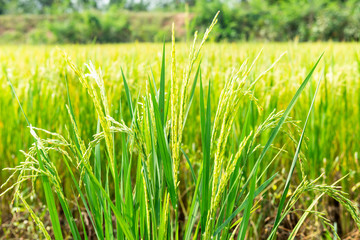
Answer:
17 193 51 240
171 23 180 185
64 53 115 176
212 135 251 213
172 11 220 188
142 172 151 237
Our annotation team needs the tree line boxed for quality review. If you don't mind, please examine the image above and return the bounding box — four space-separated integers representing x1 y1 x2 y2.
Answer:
0 0 359 42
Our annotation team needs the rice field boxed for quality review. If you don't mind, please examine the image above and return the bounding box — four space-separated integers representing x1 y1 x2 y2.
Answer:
1 24 360 239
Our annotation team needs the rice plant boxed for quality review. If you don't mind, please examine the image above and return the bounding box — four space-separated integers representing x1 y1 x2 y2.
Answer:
1 13 360 239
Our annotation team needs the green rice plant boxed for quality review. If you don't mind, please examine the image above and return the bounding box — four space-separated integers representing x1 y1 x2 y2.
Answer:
1 12 360 240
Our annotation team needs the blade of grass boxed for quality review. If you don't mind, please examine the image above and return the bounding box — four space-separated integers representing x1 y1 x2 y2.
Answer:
121 68 134 119
271 74 323 237
184 167 202 240
159 42 166 125
238 53 323 240
214 173 277 236
64 155 135 240
200 73 212 233
183 63 201 129
149 77 177 206
6 68 64 240
181 148 196 183
34 145 64 240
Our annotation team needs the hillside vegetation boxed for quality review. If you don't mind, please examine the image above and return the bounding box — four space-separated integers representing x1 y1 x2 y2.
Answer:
0 0 360 44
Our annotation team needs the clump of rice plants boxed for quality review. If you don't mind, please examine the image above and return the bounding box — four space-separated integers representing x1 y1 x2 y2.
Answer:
1 12 360 239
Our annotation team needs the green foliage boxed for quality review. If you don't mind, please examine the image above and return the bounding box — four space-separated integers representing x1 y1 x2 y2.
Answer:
192 0 360 41
47 11 130 44
1 1 360 43
0 10 185 44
